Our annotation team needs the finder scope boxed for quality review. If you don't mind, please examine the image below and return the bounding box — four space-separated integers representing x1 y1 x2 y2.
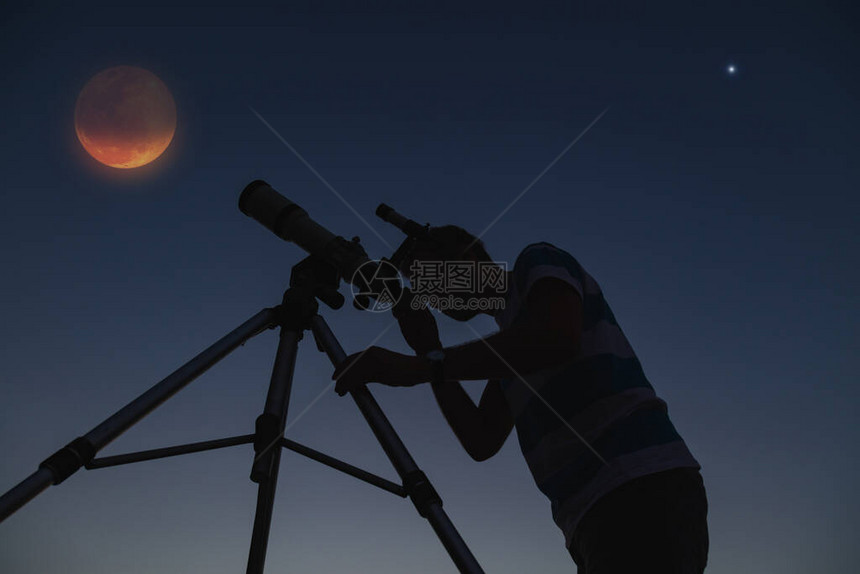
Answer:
375 203 429 239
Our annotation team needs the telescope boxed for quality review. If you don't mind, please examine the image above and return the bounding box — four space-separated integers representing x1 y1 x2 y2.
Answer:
0 178 486 574
239 180 430 313
239 179 371 293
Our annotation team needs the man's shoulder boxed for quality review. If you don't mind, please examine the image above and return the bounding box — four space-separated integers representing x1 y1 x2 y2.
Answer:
521 241 565 252
508 241 590 302
519 241 576 257
515 242 582 272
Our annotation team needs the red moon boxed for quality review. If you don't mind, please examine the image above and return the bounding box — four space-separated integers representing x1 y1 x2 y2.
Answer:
75 66 176 169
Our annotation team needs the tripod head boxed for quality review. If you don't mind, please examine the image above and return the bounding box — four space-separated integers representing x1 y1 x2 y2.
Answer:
288 256 344 311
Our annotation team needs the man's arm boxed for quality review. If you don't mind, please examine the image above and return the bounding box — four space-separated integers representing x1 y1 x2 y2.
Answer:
428 277 580 460
395 307 513 461
430 379 513 461
332 277 583 395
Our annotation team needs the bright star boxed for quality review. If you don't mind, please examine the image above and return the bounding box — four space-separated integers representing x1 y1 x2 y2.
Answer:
727 64 737 75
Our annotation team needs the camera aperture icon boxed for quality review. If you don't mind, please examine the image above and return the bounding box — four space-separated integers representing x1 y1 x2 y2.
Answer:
350 260 404 313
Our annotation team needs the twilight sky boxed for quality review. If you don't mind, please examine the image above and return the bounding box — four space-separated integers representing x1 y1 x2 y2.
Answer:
1 2 857 573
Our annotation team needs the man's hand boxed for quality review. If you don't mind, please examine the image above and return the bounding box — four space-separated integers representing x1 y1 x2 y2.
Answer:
332 346 432 396
396 307 442 354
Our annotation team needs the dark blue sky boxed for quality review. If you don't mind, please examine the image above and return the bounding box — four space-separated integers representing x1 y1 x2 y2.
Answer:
1 2 857 572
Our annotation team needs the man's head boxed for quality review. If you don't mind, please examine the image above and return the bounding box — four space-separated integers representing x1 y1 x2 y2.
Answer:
399 225 499 321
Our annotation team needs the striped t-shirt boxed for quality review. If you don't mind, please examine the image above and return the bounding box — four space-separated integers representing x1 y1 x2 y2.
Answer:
494 242 700 547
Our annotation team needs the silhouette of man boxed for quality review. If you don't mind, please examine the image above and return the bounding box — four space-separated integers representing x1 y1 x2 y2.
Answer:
333 226 709 573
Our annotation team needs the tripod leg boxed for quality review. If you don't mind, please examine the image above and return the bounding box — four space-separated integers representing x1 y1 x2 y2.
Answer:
310 315 485 574
247 328 301 574
247 447 285 574
0 308 276 524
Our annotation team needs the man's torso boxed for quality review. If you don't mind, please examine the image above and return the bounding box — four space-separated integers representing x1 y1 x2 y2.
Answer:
494 242 700 547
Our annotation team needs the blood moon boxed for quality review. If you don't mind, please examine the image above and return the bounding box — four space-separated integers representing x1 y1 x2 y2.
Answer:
75 66 176 169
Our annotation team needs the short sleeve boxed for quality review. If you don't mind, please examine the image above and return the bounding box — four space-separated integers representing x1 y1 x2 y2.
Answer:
513 242 585 303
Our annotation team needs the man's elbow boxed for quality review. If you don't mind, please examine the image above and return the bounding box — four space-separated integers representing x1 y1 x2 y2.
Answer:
467 443 498 462
463 433 504 462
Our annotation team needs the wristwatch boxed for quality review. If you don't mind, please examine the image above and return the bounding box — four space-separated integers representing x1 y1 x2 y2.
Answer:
424 349 446 383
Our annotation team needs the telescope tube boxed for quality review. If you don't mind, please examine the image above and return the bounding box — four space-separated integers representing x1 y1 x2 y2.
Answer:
239 180 371 283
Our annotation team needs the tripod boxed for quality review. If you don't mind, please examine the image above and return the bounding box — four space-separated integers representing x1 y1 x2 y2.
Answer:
0 255 485 574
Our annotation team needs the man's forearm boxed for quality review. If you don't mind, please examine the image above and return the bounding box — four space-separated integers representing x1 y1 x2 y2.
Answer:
430 380 487 457
440 325 578 382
